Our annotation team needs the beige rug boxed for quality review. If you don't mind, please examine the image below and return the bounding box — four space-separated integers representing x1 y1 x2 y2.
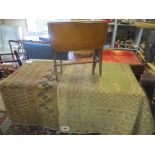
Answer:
0 61 60 129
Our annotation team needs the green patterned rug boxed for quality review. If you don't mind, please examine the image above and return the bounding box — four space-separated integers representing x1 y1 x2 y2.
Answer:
58 62 155 134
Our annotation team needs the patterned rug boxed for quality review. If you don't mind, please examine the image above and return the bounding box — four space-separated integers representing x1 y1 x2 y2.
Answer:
0 61 154 135
57 63 155 134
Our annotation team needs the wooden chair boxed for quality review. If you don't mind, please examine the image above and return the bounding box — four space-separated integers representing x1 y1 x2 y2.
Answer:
48 22 108 80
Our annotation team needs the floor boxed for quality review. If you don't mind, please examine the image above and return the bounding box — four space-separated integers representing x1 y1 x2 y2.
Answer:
0 112 101 135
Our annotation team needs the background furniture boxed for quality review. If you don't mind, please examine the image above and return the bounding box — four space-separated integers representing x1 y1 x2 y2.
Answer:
0 51 22 81
140 69 155 118
23 41 69 60
135 21 155 63
9 40 27 61
107 19 144 50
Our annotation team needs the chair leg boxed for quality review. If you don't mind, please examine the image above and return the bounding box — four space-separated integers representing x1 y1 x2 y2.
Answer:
11 52 15 61
14 51 22 66
99 49 102 76
8 40 15 60
60 55 63 73
0 55 2 64
53 50 58 81
92 49 98 75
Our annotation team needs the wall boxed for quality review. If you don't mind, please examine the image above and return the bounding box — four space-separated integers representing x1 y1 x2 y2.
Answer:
0 19 3 25
1 19 28 38
0 20 4 49
0 19 28 53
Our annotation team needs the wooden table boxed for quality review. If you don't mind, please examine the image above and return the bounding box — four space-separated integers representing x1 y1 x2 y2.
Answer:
135 22 155 29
